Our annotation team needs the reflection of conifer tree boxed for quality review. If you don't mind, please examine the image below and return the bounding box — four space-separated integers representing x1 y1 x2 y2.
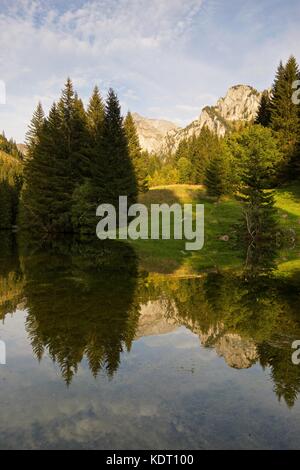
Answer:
259 341 300 408
0 233 24 320
23 239 140 384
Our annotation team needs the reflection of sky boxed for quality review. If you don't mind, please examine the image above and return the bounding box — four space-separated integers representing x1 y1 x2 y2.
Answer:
0 1 300 141
1 309 300 449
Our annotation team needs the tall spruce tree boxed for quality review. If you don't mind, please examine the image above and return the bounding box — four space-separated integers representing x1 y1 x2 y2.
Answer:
100 89 137 213
237 127 280 246
21 103 73 232
71 86 105 233
124 112 148 193
25 102 45 157
204 146 230 199
71 94 91 181
87 86 105 182
87 86 105 141
255 91 271 127
56 79 90 184
270 56 300 177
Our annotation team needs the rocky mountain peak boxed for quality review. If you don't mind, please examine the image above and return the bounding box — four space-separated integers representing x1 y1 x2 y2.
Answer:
133 84 264 154
132 112 180 154
216 84 262 123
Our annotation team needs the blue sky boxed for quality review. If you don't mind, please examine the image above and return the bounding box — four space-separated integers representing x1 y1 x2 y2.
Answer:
0 0 299 142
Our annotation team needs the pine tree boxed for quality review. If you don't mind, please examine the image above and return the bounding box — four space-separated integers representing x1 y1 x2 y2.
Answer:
204 149 229 199
71 87 105 233
270 57 300 177
25 102 45 157
237 127 280 245
21 103 73 232
100 89 138 213
124 112 148 193
87 86 105 192
240 162 278 246
177 157 193 183
255 91 271 127
193 128 220 184
87 86 105 142
71 94 91 181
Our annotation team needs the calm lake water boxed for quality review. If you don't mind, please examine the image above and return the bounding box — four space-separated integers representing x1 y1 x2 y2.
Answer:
0 234 300 450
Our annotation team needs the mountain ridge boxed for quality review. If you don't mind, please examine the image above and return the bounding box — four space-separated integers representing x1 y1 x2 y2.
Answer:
135 84 264 154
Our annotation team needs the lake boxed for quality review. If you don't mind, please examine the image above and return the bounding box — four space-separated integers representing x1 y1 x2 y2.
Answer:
0 234 300 450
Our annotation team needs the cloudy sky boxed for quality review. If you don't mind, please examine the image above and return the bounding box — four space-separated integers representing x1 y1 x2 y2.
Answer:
0 0 299 142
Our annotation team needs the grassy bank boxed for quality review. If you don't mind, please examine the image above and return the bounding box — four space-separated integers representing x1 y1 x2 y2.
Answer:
129 184 300 275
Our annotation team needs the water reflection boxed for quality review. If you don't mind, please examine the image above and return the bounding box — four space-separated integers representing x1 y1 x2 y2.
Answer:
1 236 140 384
0 234 300 407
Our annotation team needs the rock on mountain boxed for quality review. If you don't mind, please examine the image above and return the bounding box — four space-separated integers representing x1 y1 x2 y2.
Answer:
162 84 264 153
132 112 180 154
135 298 258 369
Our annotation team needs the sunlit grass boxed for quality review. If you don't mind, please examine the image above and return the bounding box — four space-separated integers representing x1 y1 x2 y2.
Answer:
129 184 300 275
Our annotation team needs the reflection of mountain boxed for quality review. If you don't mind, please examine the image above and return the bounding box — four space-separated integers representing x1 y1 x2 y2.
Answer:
135 300 177 338
136 298 258 369
200 331 258 369
138 273 300 406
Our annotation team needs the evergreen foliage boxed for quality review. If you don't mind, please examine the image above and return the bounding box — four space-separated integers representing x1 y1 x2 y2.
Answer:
236 126 280 245
20 80 138 233
25 102 45 156
269 56 300 177
124 112 148 193
204 146 230 198
255 91 271 127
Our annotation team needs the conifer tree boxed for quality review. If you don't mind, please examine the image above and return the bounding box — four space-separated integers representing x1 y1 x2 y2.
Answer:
71 94 91 181
87 86 105 181
270 56 300 176
204 148 230 199
72 87 106 233
21 103 73 232
237 126 280 245
100 89 137 213
255 91 271 127
25 102 45 156
124 112 148 193
240 160 278 246
87 86 105 142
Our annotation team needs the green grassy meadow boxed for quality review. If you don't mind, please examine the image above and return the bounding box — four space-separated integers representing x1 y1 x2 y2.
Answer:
127 184 300 276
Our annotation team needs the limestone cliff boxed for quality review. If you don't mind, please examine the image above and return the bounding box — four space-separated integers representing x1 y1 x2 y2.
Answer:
132 112 180 154
135 300 258 369
133 85 264 154
162 85 263 153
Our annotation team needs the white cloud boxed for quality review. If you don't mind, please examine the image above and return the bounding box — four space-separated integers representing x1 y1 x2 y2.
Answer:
0 0 299 141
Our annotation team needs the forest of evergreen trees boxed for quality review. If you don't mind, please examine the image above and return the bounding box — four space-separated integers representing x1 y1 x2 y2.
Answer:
0 56 299 239
19 79 148 234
